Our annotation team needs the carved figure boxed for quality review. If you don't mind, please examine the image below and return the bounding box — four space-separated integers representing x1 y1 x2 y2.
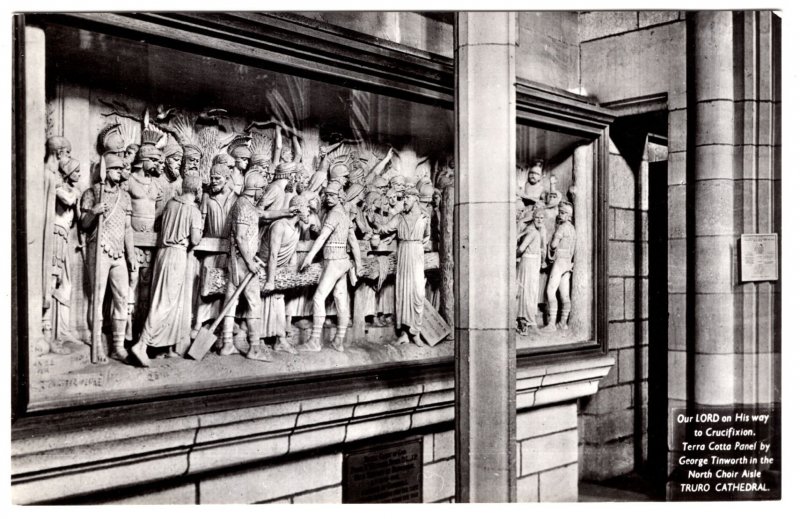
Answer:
193 163 238 336
516 207 547 335
41 136 72 353
131 175 203 366
212 152 236 176
543 202 576 332
43 158 82 353
299 180 363 352
258 162 293 211
98 124 126 157
376 187 430 346
129 130 166 232
227 137 252 196
125 144 140 165
181 144 203 179
375 178 404 323
120 158 132 191
259 195 310 354
516 159 546 233
162 142 184 202
435 156 455 336
329 163 350 189
352 196 380 326
274 124 304 176
284 191 322 326
363 146 395 186
518 159 545 206
389 175 407 195
345 183 370 239
221 173 270 361
542 174 564 238
418 182 440 310
127 130 167 339
250 154 273 181
80 154 137 362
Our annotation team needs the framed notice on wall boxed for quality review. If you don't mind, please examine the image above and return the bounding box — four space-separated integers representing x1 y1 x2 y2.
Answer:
740 234 779 282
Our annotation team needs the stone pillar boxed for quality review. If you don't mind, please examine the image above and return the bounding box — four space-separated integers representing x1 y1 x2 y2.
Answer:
24 26 49 357
689 11 737 406
688 12 781 407
454 12 517 503
736 11 780 406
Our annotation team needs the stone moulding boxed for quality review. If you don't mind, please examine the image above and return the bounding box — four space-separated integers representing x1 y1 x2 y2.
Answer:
11 354 613 504
49 11 454 106
516 79 616 138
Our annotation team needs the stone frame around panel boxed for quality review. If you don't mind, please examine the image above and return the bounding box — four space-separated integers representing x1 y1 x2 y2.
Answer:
13 13 612 424
515 78 613 358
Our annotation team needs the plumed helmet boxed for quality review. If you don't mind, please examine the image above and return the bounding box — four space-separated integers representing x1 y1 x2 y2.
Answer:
329 163 350 181
274 162 296 180
325 180 345 196
243 170 267 192
135 143 163 166
227 135 253 159
250 153 271 170
103 153 126 170
98 125 126 154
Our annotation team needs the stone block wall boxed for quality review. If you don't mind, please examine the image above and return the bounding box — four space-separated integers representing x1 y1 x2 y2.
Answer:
13 358 613 504
578 12 688 483
516 403 580 502
98 404 583 504
517 12 580 92
579 140 648 481
99 431 456 505
578 11 682 43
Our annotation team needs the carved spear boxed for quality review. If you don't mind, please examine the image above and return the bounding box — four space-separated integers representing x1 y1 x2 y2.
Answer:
90 156 107 364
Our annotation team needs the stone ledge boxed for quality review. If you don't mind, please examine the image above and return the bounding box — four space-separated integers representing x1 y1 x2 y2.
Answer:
12 355 613 504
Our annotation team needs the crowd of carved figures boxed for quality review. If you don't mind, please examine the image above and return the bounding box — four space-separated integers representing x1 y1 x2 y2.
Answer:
515 159 576 337
40 109 455 367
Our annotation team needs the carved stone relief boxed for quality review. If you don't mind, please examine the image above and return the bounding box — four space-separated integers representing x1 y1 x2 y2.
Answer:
32 90 455 405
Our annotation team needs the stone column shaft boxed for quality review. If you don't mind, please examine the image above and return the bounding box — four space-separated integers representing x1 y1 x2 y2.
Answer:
689 11 738 406
454 11 517 503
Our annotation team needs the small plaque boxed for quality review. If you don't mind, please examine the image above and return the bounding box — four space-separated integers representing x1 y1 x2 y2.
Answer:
343 437 423 503
420 299 451 347
740 234 779 282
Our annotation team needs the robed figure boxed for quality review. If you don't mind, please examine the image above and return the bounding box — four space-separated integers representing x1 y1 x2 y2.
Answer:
131 176 203 365
378 188 429 346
